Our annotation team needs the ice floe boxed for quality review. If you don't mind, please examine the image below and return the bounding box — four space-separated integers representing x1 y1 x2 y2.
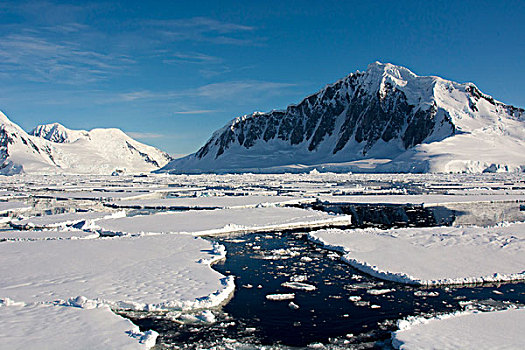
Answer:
392 308 525 349
104 195 315 210
0 229 99 241
309 222 525 285
93 207 351 236
266 293 295 301
0 300 158 350
0 234 234 311
11 211 125 229
0 200 31 214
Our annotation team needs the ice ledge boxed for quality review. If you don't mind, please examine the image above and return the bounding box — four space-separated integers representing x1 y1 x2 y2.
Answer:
307 230 525 286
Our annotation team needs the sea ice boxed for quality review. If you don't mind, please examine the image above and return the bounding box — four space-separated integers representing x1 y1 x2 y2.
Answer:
317 194 525 206
266 293 295 301
392 308 525 349
0 200 31 214
0 301 157 350
0 229 99 241
309 222 525 285
104 195 314 210
0 234 234 311
93 207 352 236
281 282 317 291
11 211 125 229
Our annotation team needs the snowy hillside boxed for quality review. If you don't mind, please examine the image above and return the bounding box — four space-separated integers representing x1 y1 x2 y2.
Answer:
0 113 172 175
160 62 524 174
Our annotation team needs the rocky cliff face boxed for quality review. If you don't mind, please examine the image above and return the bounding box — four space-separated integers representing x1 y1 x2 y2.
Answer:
160 62 524 174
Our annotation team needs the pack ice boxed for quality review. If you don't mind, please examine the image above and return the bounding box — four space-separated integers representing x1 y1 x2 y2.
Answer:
309 222 525 285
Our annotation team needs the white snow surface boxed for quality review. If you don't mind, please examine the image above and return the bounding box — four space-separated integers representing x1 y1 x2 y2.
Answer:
309 222 525 285
0 200 31 214
0 229 99 241
11 211 125 229
105 195 315 209
0 301 158 350
93 207 351 236
0 112 171 175
0 234 233 311
392 308 525 350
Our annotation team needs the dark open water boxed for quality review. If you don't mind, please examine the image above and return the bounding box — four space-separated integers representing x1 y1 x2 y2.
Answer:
125 202 525 349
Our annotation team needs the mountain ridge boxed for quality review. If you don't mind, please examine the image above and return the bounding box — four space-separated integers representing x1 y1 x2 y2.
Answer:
159 62 524 174
0 112 172 175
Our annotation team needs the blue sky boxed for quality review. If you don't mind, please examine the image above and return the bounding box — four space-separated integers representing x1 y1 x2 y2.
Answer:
0 0 523 156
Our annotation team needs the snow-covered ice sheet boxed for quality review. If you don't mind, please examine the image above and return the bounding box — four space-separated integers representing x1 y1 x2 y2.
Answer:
0 234 233 311
0 229 98 241
317 194 525 206
34 191 154 201
94 207 351 236
104 195 314 210
0 200 31 214
11 211 125 229
0 300 157 350
392 308 525 350
309 222 525 285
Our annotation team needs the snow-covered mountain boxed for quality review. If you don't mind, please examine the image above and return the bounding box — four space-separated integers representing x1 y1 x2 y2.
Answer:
159 62 525 174
0 113 172 175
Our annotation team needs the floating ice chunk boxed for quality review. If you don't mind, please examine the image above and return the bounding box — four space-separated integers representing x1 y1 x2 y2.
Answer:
300 256 313 262
290 275 308 282
266 293 295 301
367 288 395 295
354 301 370 307
289 302 300 310
348 296 361 302
0 301 158 349
392 308 525 350
413 291 440 297
167 310 216 324
281 282 317 291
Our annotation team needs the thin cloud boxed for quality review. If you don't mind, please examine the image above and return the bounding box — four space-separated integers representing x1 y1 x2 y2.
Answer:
0 33 133 84
148 17 254 34
115 80 297 103
173 110 216 115
125 132 165 139
162 52 221 65
148 16 259 46
195 81 297 100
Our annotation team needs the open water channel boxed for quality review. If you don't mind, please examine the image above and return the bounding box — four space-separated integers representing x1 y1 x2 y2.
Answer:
126 201 525 349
